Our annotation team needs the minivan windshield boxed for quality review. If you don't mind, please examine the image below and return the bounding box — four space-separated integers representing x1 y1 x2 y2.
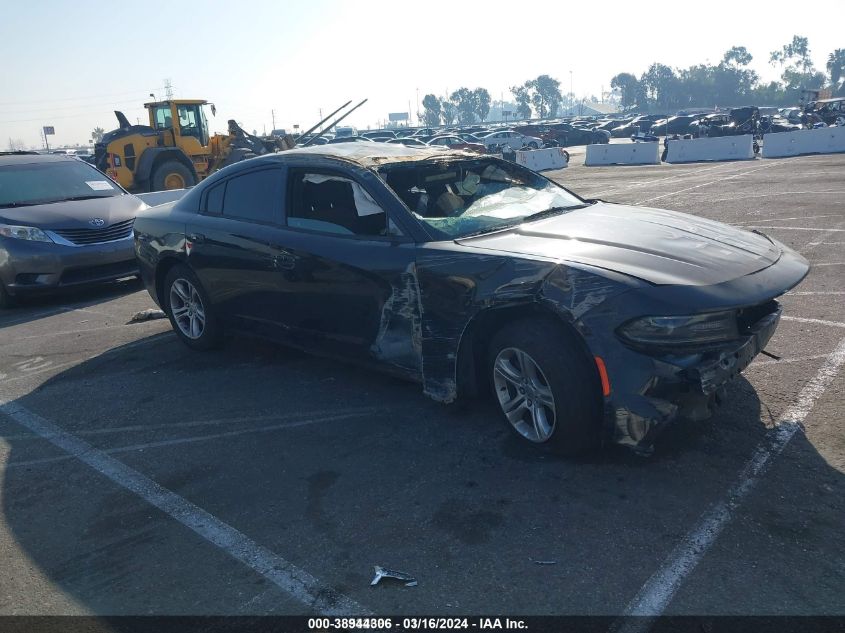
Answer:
0 160 121 208
380 157 584 239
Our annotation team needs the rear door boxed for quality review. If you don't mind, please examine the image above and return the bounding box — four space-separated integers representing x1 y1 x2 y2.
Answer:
268 166 421 373
185 165 291 332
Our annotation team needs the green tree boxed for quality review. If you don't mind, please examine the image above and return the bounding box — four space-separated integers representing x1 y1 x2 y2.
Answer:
770 35 823 91
610 72 641 111
723 46 753 67
450 87 478 124
91 126 105 142
473 87 491 122
640 63 679 111
510 84 532 119
828 49 845 94
441 98 457 125
421 94 442 127
527 75 562 118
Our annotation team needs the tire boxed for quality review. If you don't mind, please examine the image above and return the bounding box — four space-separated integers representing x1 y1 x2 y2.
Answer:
0 283 15 309
151 160 196 192
488 317 602 456
528 142 539 149
163 264 222 350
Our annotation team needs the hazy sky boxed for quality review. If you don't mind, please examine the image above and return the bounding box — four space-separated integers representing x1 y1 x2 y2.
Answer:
1 0 842 147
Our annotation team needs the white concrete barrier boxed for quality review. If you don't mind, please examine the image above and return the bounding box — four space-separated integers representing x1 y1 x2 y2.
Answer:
665 135 755 163
762 126 845 158
585 142 660 166
515 147 569 171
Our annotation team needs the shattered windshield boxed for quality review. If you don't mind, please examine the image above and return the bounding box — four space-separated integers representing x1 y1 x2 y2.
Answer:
379 157 584 239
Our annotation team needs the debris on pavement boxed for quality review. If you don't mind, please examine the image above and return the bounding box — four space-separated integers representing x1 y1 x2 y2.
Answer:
128 309 167 323
370 566 417 587
530 558 558 565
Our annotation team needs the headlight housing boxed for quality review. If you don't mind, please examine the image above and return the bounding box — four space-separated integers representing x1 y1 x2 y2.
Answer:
0 224 54 243
618 311 739 348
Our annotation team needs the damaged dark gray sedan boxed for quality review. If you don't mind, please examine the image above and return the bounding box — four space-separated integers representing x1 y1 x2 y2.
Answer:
134 144 809 455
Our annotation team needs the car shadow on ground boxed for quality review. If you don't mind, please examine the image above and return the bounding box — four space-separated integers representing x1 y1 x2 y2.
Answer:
0 278 144 330
2 332 842 615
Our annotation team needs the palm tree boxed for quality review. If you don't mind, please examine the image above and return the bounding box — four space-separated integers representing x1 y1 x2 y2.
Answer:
827 49 845 92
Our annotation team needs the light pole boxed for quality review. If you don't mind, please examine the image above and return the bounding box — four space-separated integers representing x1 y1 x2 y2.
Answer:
569 71 573 115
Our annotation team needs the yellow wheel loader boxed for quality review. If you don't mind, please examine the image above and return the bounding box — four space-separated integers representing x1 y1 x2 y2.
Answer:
94 98 366 192
94 99 291 192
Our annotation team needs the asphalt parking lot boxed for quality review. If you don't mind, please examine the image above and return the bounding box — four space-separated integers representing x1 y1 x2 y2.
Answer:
1 153 843 619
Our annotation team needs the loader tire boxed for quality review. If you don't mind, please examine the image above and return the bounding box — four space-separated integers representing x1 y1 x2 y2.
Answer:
152 161 196 191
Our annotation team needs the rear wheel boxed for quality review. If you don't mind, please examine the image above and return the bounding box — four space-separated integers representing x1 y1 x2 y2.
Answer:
488 318 602 455
163 264 222 350
151 161 196 192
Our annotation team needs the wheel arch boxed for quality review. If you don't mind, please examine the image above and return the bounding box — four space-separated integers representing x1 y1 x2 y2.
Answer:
455 302 600 402
154 255 186 307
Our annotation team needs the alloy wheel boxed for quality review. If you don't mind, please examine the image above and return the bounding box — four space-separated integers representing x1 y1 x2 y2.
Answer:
169 278 205 339
493 347 557 443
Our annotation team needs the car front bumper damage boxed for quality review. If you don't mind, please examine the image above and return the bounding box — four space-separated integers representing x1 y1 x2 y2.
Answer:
605 304 782 453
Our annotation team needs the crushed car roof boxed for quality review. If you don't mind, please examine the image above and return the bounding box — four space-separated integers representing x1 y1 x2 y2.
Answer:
283 142 469 167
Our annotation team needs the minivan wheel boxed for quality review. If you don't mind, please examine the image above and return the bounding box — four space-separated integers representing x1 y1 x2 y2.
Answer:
488 318 602 455
0 283 15 309
164 265 221 350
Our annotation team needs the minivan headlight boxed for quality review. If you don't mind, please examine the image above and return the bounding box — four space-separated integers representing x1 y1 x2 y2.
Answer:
618 311 739 347
0 224 54 243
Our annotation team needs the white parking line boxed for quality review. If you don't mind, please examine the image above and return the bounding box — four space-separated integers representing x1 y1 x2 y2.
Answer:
811 262 845 267
786 291 845 296
3 407 381 441
735 213 844 224
747 353 832 368
613 335 845 631
781 316 845 329
636 162 784 205
744 226 845 232
0 400 370 616
4 410 378 469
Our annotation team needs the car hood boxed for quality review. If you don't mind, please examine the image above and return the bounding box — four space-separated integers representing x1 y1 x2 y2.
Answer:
0 194 147 230
456 202 782 286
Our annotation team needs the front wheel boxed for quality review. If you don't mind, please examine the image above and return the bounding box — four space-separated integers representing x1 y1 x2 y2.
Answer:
151 160 197 192
163 264 222 350
0 283 15 309
488 318 602 455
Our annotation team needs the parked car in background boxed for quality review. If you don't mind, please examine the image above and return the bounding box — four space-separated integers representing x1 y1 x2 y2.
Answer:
611 114 667 138
387 138 428 147
518 123 608 147
134 143 808 456
327 136 374 144
457 132 486 143
648 115 699 136
480 129 544 150
688 113 731 137
427 135 486 153
361 131 397 142
0 152 147 307
334 126 358 138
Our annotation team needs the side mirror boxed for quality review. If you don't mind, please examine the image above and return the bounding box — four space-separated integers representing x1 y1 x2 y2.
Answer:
210 104 217 117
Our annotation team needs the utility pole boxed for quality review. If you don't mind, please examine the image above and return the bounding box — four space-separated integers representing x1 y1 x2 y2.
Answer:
271 109 276 131
164 79 174 100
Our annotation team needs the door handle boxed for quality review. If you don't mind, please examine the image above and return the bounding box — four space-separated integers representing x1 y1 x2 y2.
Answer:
188 232 206 244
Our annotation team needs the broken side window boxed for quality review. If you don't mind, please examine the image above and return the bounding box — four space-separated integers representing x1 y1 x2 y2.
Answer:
379 158 584 239
286 172 399 238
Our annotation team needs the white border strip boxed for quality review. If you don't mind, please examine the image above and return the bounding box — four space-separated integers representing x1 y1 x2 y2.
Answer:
0 400 370 616
613 335 845 631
